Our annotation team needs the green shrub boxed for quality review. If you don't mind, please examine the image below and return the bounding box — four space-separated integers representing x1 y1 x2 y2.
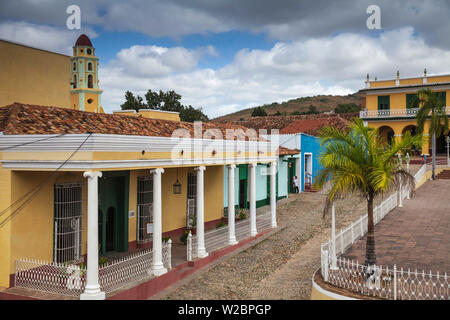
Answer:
180 229 191 245
216 221 227 229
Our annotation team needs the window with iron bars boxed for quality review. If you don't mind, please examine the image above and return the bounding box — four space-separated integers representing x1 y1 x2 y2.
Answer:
186 172 197 229
53 182 84 263
137 175 153 243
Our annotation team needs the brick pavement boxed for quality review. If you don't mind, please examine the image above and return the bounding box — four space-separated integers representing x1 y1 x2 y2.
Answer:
342 179 450 273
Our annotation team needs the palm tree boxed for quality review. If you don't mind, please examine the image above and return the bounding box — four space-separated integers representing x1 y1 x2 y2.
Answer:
314 118 422 268
414 89 449 180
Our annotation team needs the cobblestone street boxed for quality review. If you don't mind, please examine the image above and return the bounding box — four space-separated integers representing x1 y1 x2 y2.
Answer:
163 190 377 299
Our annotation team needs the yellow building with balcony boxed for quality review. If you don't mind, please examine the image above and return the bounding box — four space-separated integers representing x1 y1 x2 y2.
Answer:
359 71 450 156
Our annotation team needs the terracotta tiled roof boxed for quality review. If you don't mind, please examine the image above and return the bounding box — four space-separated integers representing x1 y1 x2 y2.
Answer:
0 103 268 141
278 146 300 156
75 34 93 47
214 113 353 136
279 116 349 135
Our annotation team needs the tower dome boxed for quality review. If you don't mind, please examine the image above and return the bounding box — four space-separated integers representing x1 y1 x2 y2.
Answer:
75 34 92 47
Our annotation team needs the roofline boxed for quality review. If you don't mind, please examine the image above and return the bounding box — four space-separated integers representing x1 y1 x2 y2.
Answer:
0 39 70 57
359 81 450 93
367 73 450 83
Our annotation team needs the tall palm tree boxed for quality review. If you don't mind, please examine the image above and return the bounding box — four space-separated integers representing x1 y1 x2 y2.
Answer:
414 89 449 180
314 118 422 268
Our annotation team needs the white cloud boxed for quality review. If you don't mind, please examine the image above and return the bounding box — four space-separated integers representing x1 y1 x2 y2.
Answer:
100 27 450 118
0 21 97 55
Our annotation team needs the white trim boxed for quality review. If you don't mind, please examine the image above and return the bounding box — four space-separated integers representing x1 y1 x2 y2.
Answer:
303 152 313 191
0 134 276 153
1 156 277 170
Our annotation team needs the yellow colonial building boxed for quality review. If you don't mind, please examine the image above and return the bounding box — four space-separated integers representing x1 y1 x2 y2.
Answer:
1 35 103 113
359 71 450 155
0 35 281 300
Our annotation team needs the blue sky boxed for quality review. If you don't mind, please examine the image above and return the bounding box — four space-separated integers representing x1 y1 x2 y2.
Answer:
2 0 450 118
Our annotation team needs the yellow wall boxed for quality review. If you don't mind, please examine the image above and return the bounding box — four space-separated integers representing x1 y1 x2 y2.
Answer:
0 40 71 108
366 89 450 111
138 110 180 121
369 80 396 87
0 165 12 288
0 164 225 287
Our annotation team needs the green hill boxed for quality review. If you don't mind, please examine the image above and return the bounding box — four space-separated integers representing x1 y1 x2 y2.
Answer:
213 93 362 121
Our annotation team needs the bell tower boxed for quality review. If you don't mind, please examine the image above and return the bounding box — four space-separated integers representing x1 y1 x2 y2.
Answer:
70 34 103 113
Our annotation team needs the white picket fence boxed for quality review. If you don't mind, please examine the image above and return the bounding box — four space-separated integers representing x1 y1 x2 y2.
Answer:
187 212 272 261
14 240 172 297
319 164 450 300
322 257 449 300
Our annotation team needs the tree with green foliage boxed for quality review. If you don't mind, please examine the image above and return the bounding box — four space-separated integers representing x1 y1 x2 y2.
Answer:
251 106 267 117
120 91 146 112
121 89 208 122
335 103 361 114
413 89 449 179
308 105 319 114
314 118 422 268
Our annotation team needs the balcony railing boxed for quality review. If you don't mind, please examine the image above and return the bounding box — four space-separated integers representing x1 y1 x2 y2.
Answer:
360 107 450 119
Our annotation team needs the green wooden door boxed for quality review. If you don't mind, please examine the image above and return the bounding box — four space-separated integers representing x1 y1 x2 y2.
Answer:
98 171 129 255
238 165 248 209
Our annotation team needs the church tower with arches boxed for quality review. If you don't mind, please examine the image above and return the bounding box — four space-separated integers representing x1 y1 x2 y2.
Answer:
70 34 103 113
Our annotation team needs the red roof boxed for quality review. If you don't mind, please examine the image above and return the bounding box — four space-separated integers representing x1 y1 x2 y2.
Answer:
75 34 93 47
215 113 352 137
0 103 265 141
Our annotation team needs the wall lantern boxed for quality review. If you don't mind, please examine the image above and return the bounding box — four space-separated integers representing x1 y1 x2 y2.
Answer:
173 168 182 194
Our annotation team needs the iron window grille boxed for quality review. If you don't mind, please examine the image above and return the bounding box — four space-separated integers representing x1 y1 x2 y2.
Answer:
53 182 84 264
137 175 153 243
186 172 197 229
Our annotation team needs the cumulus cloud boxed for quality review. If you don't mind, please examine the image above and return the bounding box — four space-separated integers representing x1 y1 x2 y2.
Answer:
99 27 450 118
110 45 217 78
3 0 450 48
0 20 97 55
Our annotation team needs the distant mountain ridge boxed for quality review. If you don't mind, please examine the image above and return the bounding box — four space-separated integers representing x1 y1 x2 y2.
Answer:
213 93 363 121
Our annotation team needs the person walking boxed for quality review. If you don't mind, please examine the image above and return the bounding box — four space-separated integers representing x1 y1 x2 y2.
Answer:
293 176 299 193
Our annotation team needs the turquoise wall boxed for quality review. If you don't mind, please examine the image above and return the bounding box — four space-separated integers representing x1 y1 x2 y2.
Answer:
277 156 288 198
223 156 288 209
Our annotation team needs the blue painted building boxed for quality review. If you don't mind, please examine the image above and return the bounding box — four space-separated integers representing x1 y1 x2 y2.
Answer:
278 133 323 192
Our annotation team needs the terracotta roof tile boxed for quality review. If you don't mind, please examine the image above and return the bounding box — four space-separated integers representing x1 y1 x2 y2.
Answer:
0 103 265 141
214 113 353 136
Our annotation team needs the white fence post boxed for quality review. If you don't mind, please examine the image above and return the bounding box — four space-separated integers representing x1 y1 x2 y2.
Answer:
322 249 329 282
187 231 192 262
393 264 397 300
167 239 172 269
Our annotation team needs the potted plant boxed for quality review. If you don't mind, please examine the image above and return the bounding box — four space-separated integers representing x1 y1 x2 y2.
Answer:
180 229 191 245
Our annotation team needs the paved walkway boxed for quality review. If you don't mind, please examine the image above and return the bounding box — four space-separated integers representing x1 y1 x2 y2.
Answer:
342 179 450 273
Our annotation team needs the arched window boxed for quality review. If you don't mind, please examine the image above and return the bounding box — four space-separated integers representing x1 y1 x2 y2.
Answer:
73 75 77 88
88 62 92 71
87 74 93 88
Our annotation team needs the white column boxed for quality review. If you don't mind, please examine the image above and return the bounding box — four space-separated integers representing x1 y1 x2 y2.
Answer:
195 166 208 258
80 171 105 300
227 164 238 245
270 161 277 228
330 202 338 270
151 168 167 276
249 162 257 236
398 176 403 208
